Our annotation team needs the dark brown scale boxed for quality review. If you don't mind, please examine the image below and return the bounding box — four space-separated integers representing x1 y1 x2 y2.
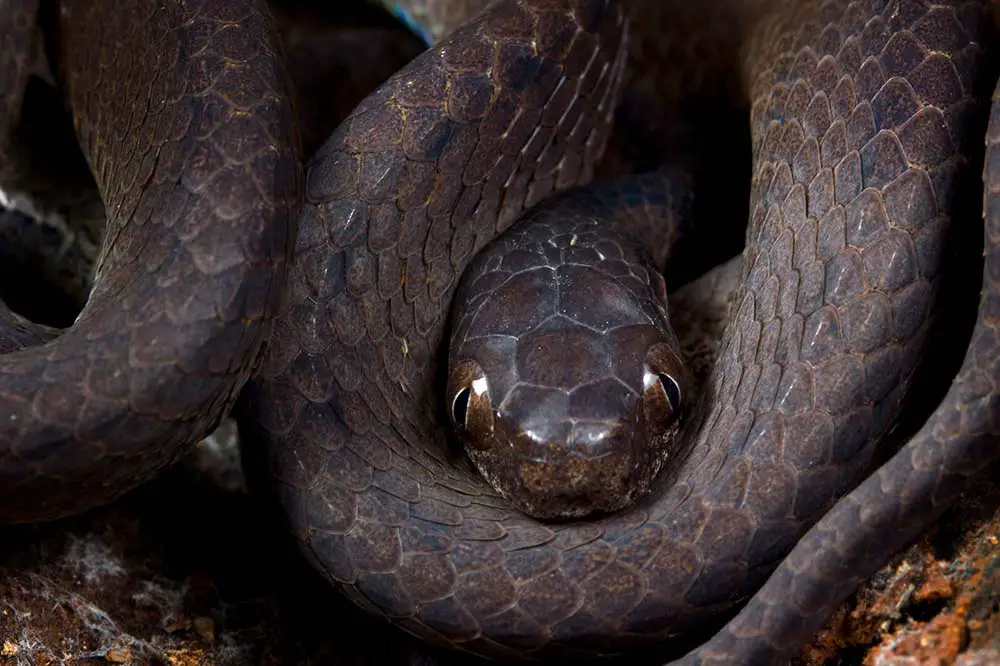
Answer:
0 0 300 520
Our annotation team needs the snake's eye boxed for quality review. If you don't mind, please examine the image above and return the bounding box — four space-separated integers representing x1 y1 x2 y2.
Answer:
642 342 687 433
656 373 682 413
447 359 494 450
452 387 472 427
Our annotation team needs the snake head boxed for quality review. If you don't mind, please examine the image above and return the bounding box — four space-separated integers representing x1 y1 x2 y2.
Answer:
446 215 689 521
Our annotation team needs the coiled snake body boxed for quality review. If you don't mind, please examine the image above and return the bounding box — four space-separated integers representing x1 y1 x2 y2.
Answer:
0 0 998 663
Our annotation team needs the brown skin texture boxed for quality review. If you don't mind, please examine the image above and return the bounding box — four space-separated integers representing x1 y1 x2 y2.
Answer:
0 435 996 666
0 0 302 521
0 0 999 664
243 0 1000 662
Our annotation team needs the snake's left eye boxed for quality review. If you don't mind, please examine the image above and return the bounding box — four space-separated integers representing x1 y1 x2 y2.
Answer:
655 372 682 413
642 342 687 432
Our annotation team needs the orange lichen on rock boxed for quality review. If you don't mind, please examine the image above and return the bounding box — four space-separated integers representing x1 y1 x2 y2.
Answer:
797 481 1000 666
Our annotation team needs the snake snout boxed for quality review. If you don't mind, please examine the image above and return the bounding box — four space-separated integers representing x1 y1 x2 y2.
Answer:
446 327 687 520
495 407 677 520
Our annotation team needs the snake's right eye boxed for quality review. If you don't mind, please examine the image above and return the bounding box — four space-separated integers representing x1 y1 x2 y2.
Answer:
452 387 472 428
447 359 495 449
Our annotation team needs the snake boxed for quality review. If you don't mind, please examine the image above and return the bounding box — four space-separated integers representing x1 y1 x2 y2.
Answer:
0 0 998 663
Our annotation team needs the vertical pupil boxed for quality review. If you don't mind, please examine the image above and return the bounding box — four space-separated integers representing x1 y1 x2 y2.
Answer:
657 373 681 410
452 387 472 427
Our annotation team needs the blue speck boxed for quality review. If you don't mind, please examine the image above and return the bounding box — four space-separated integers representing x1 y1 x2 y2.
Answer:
388 4 435 46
